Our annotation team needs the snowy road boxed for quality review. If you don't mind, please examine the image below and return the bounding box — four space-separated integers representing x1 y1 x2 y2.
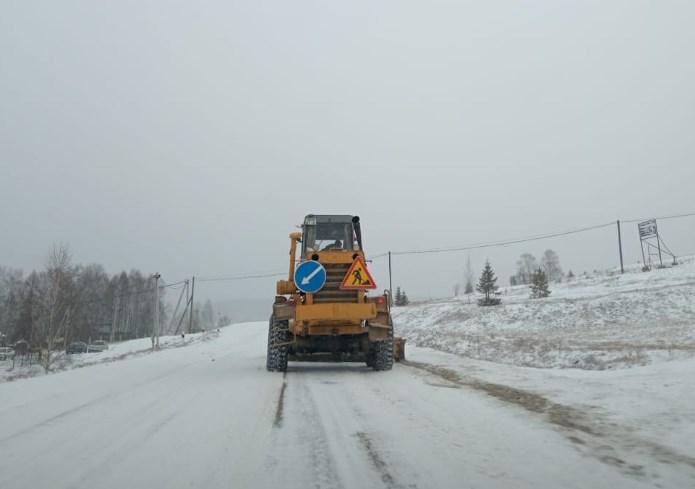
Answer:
1 322 691 489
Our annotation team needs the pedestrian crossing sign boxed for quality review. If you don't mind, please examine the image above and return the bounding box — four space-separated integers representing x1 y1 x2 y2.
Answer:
340 256 377 289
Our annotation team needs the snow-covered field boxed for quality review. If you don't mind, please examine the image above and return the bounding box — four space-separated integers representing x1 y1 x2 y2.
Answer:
0 330 219 383
393 256 695 369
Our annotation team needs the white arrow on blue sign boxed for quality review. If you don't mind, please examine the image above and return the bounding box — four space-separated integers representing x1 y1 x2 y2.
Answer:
294 260 327 294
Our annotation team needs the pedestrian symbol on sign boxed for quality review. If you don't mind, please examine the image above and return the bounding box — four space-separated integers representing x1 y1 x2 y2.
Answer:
340 257 377 289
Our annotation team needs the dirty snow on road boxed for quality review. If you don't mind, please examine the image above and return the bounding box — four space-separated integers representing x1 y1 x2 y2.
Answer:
2 322 692 488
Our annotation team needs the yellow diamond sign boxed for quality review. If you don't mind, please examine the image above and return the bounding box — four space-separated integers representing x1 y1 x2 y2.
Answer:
340 257 377 289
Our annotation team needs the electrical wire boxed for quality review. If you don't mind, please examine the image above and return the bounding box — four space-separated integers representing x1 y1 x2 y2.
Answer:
191 212 694 266
374 221 615 257
369 252 390 259
196 272 287 283
160 280 188 289
621 211 695 224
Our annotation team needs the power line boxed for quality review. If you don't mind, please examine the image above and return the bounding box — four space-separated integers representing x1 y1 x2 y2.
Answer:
191 212 693 275
370 252 389 259
382 221 615 257
196 272 286 283
160 279 188 289
621 211 695 224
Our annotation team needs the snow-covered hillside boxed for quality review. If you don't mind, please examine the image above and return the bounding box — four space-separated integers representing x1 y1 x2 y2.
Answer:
393 256 695 369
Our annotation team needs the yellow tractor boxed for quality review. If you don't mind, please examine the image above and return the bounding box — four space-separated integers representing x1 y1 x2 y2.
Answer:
268 215 394 371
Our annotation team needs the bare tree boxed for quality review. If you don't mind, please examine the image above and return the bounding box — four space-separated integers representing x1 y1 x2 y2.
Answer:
0 267 23 343
201 300 215 330
35 244 74 373
515 253 538 285
541 249 563 282
464 255 474 302
73 264 110 343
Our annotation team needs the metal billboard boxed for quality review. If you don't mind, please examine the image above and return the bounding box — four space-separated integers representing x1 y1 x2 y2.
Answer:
638 219 657 239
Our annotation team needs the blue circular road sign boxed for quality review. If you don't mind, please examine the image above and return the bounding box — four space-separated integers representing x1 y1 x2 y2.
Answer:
294 260 326 294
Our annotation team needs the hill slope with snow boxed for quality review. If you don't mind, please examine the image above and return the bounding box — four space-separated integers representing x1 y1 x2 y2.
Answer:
393 256 695 369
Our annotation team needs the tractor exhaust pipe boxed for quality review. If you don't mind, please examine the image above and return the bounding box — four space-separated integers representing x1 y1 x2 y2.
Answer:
352 216 363 250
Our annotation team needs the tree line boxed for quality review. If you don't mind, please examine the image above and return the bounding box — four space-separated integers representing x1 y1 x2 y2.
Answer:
451 249 572 307
510 249 564 286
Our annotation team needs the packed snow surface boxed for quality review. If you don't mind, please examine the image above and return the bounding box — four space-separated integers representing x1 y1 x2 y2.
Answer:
1 322 694 488
393 256 695 369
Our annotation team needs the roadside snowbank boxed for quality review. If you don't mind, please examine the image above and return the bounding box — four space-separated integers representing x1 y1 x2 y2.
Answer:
406 344 695 476
393 256 695 369
0 330 221 383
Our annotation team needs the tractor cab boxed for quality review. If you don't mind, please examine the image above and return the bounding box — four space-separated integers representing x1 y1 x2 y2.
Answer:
301 215 362 256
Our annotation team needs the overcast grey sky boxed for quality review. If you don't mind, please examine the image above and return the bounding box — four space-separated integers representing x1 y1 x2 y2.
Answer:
2 1 694 303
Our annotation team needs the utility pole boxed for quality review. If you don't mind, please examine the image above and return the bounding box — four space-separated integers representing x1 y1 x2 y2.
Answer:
640 234 647 270
388 252 393 307
153 273 161 350
617 220 624 274
656 230 663 267
167 281 187 335
185 279 190 318
188 276 195 334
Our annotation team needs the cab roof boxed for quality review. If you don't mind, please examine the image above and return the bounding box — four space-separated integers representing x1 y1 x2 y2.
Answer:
304 214 354 224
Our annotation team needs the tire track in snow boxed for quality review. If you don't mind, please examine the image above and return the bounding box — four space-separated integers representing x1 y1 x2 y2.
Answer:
273 372 287 427
286 365 421 489
355 431 399 488
265 365 417 489
263 368 344 489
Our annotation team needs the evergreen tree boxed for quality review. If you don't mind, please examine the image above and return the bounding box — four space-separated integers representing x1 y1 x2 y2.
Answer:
476 260 501 306
567 270 575 281
529 268 551 299
394 287 409 306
